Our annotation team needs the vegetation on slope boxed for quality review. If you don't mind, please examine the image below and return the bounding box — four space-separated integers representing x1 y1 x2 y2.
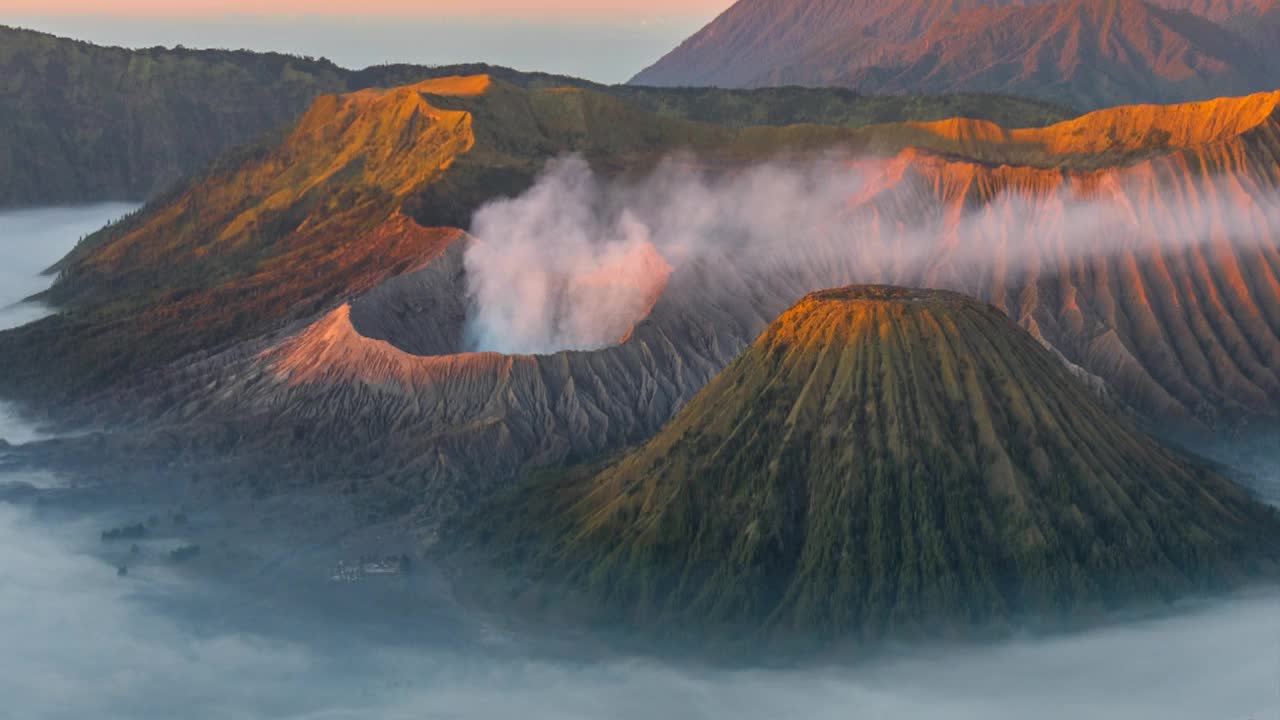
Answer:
604 85 1073 129
0 25 348 205
464 287 1280 646
0 25 1075 207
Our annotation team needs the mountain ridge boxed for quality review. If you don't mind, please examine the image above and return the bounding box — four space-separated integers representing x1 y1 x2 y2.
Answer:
0 24 1072 207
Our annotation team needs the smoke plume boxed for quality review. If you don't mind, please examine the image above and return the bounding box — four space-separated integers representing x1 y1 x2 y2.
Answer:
462 153 1280 355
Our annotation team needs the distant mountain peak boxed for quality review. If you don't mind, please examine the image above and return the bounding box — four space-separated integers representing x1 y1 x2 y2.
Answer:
632 0 1278 110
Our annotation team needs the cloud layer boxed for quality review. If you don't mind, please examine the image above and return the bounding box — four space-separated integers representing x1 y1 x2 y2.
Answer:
1 497 1278 720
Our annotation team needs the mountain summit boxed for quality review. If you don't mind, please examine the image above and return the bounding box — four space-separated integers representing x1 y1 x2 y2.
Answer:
632 0 1279 110
467 286 1280 644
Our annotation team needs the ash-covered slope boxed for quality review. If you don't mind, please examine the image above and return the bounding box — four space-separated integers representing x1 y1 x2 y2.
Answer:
463 286 1280 645
830 0 1273 109
633 0 1278 110
631 0 1030 89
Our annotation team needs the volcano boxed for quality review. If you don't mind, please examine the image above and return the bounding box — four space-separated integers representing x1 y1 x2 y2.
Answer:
632 0 1279 110
7 75 1280 534
466 286 1280 645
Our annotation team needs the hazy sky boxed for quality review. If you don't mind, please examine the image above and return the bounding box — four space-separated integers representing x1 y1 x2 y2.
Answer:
0 1 733 17
0 1 734 82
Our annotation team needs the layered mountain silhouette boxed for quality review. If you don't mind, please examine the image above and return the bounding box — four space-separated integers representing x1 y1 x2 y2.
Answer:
0 26 1069 207
464 286 1280 644
633 0 1280 109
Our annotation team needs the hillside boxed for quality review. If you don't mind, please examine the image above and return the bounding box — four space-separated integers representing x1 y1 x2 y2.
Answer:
0 25 351 205
0 25 1072 207
632 0 1280 110
602 85 1072 129
461 286 1280 646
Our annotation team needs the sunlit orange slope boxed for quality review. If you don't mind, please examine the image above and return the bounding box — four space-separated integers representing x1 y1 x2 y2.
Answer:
260 85 1280 430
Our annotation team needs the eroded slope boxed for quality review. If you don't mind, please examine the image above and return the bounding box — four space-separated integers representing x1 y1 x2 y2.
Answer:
633 0 1279 111
461 286 1280 645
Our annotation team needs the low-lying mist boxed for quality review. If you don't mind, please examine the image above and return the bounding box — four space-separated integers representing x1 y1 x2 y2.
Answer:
0 203 138 331
0 204 138 448
0 204 137 449
2 495 1278 720
463 153 1280 355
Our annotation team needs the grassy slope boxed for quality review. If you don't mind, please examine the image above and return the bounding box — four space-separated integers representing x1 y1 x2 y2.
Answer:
467 287 1280 646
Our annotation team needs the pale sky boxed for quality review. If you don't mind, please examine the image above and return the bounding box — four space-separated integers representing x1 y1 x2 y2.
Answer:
0 1 732 19
0 2 734 82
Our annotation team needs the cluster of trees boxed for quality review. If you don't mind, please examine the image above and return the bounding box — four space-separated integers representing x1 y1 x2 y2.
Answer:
100 523 147 541
169 544 201 563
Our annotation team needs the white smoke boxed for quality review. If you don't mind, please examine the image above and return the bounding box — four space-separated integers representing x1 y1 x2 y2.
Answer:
464 158 674 354
464 153 1280 355
464 154 870 353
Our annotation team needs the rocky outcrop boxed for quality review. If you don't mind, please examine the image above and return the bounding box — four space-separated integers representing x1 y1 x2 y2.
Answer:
0 24 1074 208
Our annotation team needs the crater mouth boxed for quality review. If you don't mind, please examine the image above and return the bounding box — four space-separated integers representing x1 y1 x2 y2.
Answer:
347 239 673 358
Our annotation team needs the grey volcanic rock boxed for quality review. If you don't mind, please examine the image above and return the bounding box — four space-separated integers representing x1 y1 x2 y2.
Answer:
99 250 810 527
73 126 1280 530
348 239 472 357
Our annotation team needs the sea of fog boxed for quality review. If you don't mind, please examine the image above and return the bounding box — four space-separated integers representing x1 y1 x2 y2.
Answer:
1 206 1279 719
0 204 137 484
2 495 1279 720
0 203 137 332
